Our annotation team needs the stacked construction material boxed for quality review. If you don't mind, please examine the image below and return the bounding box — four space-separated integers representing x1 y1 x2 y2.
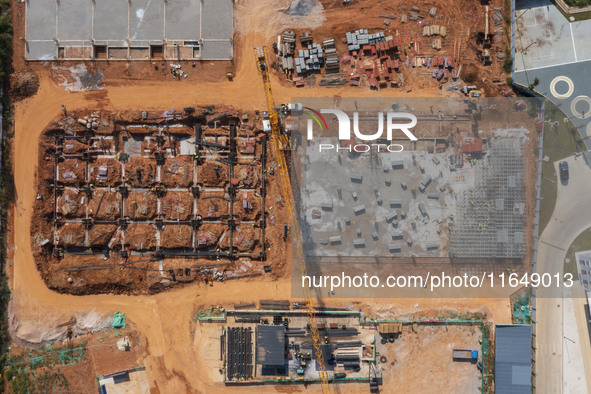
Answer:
320 76 347 86
346 29 387 52
283 31 296 46
294 43 324 75
279 31 296 73
278 31 296 57
260 299 291 310
226 327 253 380
320 38 338 73
422 25 447 38
281 56 294 72
493 6 503 26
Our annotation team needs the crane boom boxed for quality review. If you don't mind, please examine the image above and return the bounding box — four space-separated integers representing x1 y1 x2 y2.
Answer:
254 46 330 393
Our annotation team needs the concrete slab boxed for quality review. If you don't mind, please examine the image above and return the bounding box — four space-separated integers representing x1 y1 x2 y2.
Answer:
58 0 91 41
572 286 591 394
165 0 201 40
201 40 234 60
94 0 128 42
562 293 588 393
130 0 164 42
25 41 57 61
572 21 591 61
26 0 233 60
26 0 56 41
202 0 233 39
514 1 577 71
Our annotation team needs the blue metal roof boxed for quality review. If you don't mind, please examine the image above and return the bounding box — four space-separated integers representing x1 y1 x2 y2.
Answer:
495 325 532 394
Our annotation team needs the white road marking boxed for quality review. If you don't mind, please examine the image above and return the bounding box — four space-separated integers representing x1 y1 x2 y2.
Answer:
544 5 549 23
570 23 578 62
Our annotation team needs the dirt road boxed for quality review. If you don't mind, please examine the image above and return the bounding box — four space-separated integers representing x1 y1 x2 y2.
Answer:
8 1 512 392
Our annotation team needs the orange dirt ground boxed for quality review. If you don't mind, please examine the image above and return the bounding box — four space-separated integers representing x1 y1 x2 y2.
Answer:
7 0 515 392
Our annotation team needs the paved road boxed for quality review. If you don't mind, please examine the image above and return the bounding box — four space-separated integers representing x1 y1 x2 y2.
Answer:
536 155 591 393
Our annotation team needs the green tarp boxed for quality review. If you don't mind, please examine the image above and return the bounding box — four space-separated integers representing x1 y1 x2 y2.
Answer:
112 312 126 329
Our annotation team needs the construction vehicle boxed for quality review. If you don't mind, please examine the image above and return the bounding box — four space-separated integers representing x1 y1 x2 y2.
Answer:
452 349 479 363
254 46 290 150
255 46 329 393
473 5 492 65
466 89 483 121
469 89 482 104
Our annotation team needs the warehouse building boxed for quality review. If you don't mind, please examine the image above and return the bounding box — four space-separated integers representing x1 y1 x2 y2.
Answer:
494 325 532 394
25 0 233 61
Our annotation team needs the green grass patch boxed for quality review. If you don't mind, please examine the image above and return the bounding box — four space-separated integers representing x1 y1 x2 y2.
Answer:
503 49 513 74
481 323 494 394
0 0 12 390
564 0 591 7
551 0 591 21
539 101 584 234
564 227 591 280
504 0 512 25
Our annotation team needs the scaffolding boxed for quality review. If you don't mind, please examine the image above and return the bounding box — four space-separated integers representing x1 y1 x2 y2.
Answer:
450 138 526 259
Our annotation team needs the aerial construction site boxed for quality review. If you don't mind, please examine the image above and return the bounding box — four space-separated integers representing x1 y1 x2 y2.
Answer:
3 0 541 393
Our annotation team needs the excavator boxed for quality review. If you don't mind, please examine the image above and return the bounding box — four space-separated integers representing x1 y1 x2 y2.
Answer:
254 46 330 393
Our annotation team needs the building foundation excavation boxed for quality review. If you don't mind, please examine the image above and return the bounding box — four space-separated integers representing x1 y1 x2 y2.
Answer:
31 108 287 294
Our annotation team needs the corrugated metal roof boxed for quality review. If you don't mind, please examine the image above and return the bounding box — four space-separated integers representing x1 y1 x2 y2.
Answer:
495 325 531 394
256 325 285 367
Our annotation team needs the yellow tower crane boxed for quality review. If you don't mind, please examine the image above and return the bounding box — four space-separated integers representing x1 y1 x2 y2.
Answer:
254 46 330 393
